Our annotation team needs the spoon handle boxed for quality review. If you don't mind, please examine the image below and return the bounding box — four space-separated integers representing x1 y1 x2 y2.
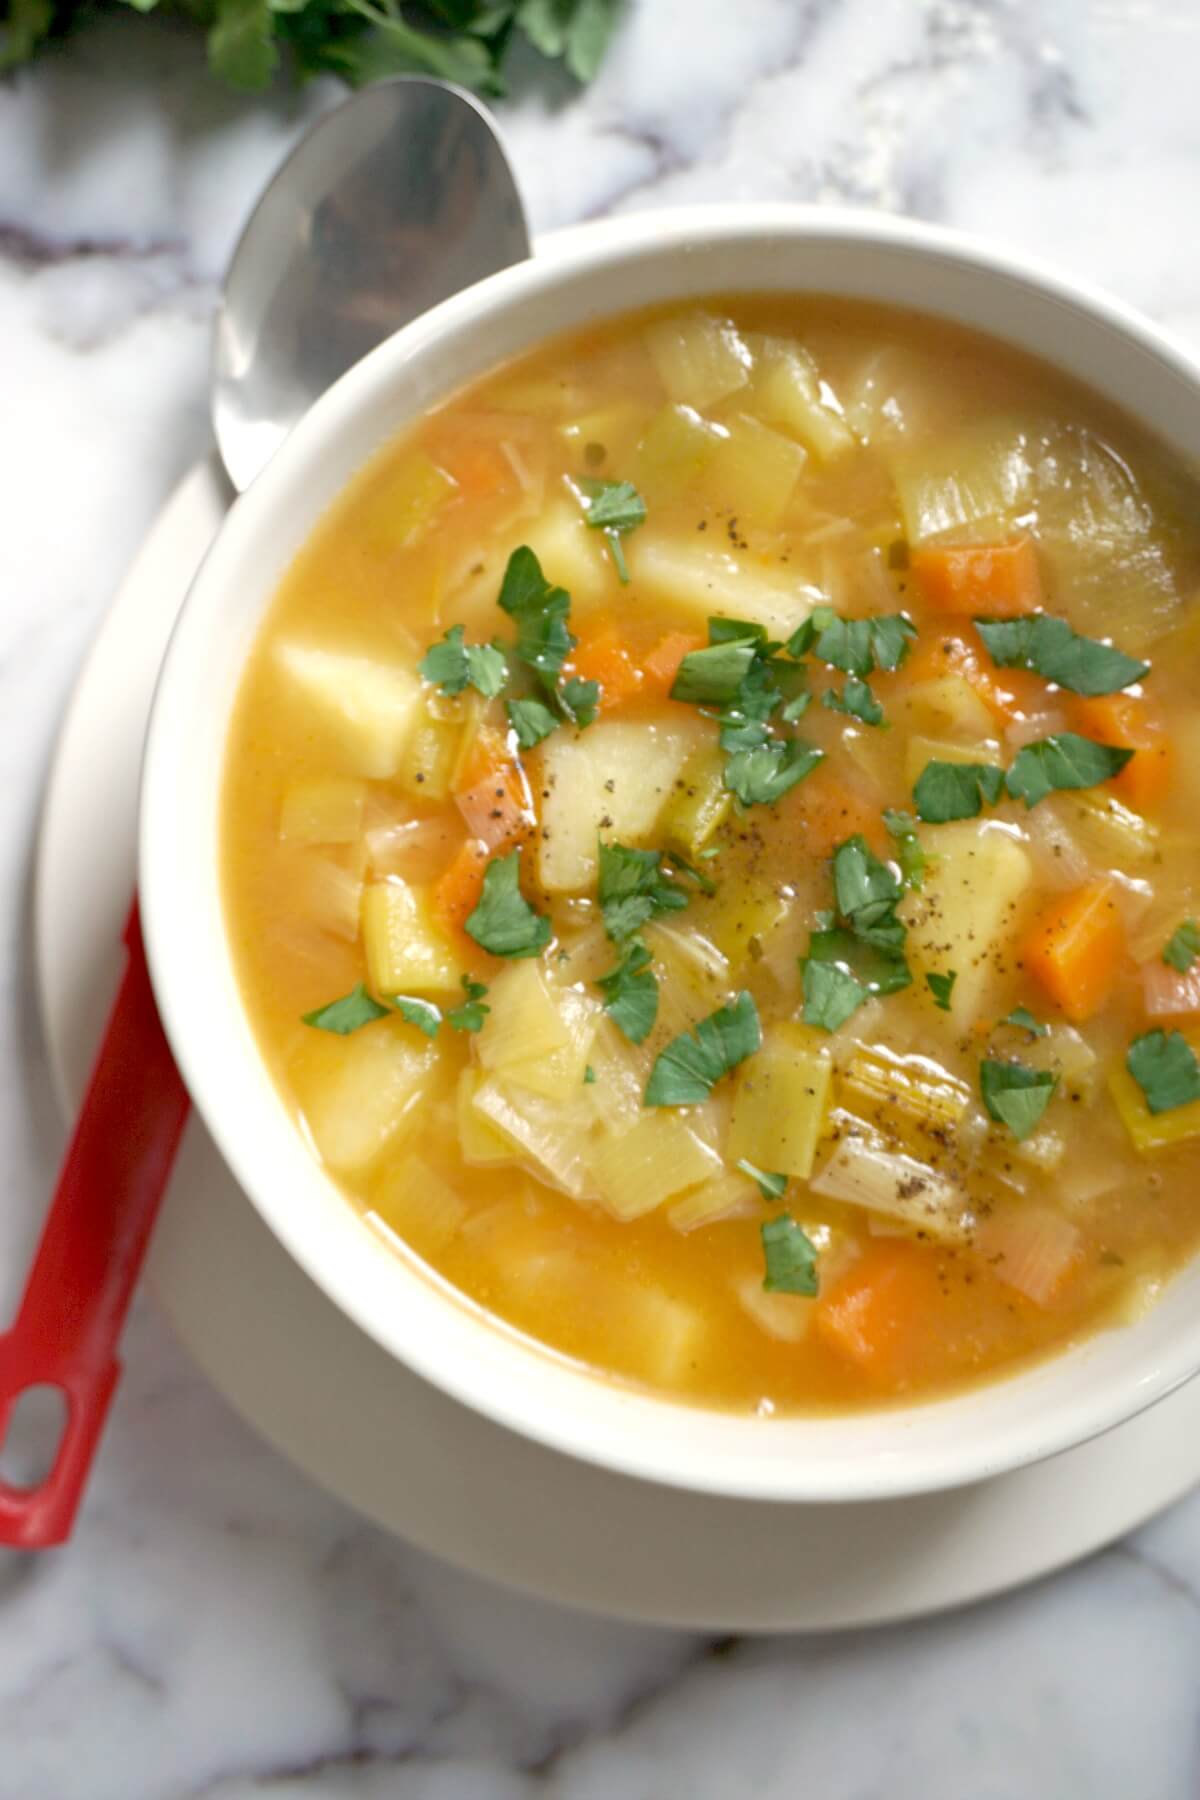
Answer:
0 904 189 1547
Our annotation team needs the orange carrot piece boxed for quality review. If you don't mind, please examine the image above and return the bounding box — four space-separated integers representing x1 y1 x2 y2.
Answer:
642 630 706 697
454 727 535 852
425 433 512 502
910 536 1043 618
1141 958 1200 1020
780 764 890 858
1069 693 1173 814
433 838 490 937
568 618 644 712
815 1242 946 1383
1022 880 1124 1022
901 624 1046 723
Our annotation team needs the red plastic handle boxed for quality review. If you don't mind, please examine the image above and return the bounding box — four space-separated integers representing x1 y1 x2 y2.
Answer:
0 903 190 1547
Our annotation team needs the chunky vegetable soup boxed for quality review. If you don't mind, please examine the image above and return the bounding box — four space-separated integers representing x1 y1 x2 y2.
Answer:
223 298 1200 1413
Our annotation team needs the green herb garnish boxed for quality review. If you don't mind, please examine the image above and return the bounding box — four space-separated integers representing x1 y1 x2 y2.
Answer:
974 613 1149 697
724 739 824 808
302 983 389 1035
913 759 1005 823
596 939 659 1044
882 808 926 890
738 1160 788 1201
822 675 885 726
831 836 906 953
419 624 508 699
559 675 601 727
506 697 559 749
926 971 956 1012
1005 1006 1049 1038
801 956 869 1032
597 842 689 943
391 996 443 1039
664 851 717 897
671 637 761 705
465 849 552 959
1126 1030 1200 1114
497 545 575 683
1004 733 1133 809
787 606 916 674
1163 921 1200 975
580 478 646 584
761 1215 819 1296
446 976 490 1034
583 1064 596 1085
980 1059 1058 1140
644 991 761 1107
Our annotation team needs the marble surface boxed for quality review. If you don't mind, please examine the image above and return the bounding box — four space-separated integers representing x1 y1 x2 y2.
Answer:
4 0 1200 1792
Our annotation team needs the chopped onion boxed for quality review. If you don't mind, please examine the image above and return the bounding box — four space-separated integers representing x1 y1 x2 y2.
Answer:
976 1205 1082 1307
1142 958 1200 1019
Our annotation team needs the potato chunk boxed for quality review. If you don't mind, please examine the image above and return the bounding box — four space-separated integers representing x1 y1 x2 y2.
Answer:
276 643 420 778
538 718 703 892
362 878 462 995
294 1024 433 1174
901 821 1034 1027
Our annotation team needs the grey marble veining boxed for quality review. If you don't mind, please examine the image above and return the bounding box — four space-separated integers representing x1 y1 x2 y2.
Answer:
3 2 1200 1794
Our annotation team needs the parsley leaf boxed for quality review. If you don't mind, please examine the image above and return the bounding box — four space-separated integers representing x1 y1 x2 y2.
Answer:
583 1064 596 1084
559 675 601 726
597 842 688 943
926 971 956 1011
302 984 389 1035
1005 1006 1049 1038
914 759 1005 823
596 938 658 1044
801 956 869 1031
671 637 761 705
710 655 783 751
446 976 490 1034
465 849 552 959
497 546 575 682
579 478 646 584
1127 1030 1200 1114
391 996 443 1038
664 851 717 896
419 624 509 699
724 739 823 808
1163 921 1200 974
831 836 905 951
882 808 926 890
980 1059 1058 1140
506 697 559 749
822 675 884 726
644 991 762 1106
975 613 1149 696
787 606 916 675
800 924 912 1030
868 613 919 672
738 1160 788 1201
761 1215 819 1296
1005 733 1133 809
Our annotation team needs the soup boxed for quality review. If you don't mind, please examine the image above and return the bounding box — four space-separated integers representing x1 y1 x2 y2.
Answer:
222 297 1200 1413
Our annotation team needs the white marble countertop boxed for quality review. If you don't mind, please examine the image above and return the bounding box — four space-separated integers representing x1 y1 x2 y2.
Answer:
4 2 1200 1793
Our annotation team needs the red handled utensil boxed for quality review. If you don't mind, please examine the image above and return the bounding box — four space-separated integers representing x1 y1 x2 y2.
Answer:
0 904 189 1547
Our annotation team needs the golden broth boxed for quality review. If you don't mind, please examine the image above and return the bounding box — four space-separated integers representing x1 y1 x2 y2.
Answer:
222 298 1200 1413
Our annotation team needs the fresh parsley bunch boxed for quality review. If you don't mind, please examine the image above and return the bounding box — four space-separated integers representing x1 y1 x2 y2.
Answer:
0 0 624 95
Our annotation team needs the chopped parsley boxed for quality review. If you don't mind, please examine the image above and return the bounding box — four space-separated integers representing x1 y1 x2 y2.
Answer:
761 1215 819 1296
1163 921 1200 975
800 839 912 1030
926 971 956 1012
506 697 558 749
391 997 443 1039
497 545 574 683
1005 733 1133 809
596 939 658 1044
418 624 509 699
644 991 761 1107
583 1065 596 1085
822 674 885 726
738 1160 788 1201
579 478 646 584
465 849 552 959
974 613 1149 696
787 605 916 675
831 837 906 953
446 976 490 1034
801 955 869 1032
559 675 601 727
664 851 717 896
882 808 926 890
302 983 389 1035
597 842 689 943
671 637 761 705
914 759 1005 823
724 739 824 807
1005 1006 1049 1038
1126 1030 1200 1115
980 1058 1058 1140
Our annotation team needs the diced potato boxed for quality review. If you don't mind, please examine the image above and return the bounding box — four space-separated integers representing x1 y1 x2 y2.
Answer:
500 982 602 1102
618 1285 706 1386
901 822 1034 1028
904 731 1004 789
727 1023 833 1180
698 413 807 528
518 496 613 606
559 401 648 465
276 643 421 778
896 675 996 744
839 1044 970 1137
279 777 367 846
735 1273 813 1344
362 878 462 995
456 1069 518 1166
658 746 732 858
644 311 752 410
294 1023 434 1174
589 1113 721 1220
397 694 462 802
751 341 856 462
470 1078 593 1197
538 717 703 892
627 535 819 641
668 1169 760 1233
476 961 574 1072
628 403 725 506
357 447 457 554
1109 1052 1200 1153
368 1152 468 1252
704 879 792 970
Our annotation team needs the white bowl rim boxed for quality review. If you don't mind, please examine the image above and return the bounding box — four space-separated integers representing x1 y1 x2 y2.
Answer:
140 202 1200 1504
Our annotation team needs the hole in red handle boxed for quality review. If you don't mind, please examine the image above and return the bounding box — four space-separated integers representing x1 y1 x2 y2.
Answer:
0 1384 69 1493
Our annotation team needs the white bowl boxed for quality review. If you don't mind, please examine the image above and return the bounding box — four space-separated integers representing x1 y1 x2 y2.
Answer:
140 205 1200 1503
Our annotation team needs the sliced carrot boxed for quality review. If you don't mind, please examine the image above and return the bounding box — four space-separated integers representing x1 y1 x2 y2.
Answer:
910 536 1043 618
1022 880 1124 1022
1141 958 1200 1020
900 624 1045 723
568 618 644 713
433 838 491 937
1069 693 1173 814
780 763 890 858
815 1242 947 1384
642 630 706 697
454 726 535 852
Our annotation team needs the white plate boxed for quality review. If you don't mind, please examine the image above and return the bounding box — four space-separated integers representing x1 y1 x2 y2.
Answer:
33 309 1200 1634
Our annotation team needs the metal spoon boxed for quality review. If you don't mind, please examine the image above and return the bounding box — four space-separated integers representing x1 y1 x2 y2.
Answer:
0 77 530 1549
214 75 531 492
